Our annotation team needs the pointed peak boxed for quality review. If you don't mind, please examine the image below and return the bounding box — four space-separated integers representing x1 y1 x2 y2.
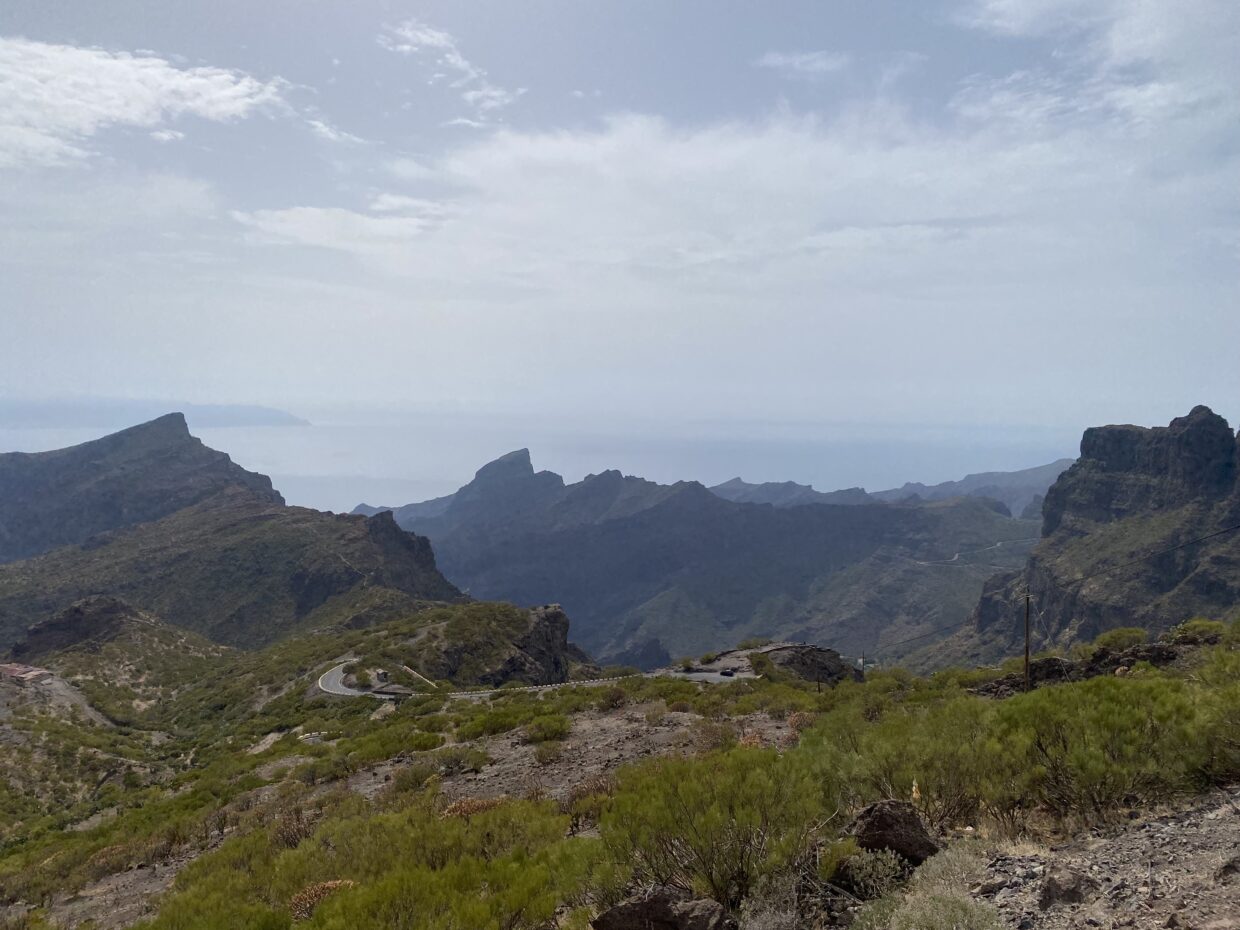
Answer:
473 448 534 483
126 412 191 437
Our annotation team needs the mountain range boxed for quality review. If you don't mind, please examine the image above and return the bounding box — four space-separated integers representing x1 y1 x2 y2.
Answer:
353 449 1059 665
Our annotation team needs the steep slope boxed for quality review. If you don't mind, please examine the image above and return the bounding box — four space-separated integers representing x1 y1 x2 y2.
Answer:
0 485 460 651
0 413 283 563
710 478 871 507
952 406 1240 664
872 458 1074 516
361 451 1038 664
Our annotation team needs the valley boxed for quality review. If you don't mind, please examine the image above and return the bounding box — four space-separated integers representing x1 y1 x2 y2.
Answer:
0 408 1238 930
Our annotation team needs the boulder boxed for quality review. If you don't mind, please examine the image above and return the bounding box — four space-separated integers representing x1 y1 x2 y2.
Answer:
846 800 939 865
1038 865 1099 909
591 887 733 930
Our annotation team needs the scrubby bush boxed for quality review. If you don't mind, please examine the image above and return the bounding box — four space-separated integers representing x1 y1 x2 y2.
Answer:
602 749 823 909
524 714 571 744
1092 627 1148 652
1165 618 1226 645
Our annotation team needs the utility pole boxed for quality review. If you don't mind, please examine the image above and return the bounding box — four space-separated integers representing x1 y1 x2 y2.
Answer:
1024 587 1032 693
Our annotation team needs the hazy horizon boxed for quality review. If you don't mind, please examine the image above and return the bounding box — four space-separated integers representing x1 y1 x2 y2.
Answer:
0 398 1100 512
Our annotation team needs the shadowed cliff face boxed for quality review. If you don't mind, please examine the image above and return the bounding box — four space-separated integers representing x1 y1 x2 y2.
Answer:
0 413 284 563
1042 406 1237 534
956 406 1240 664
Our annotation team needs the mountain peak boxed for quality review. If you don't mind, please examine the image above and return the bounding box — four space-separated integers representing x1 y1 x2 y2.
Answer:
474 448 535 483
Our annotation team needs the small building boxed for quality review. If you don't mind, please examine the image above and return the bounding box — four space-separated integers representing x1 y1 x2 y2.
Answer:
0 663 52 685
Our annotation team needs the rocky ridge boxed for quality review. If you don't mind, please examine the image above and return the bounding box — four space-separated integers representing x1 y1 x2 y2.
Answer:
0 413 283 563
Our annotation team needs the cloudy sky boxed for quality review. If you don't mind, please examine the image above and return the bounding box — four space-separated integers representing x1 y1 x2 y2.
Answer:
1 0 1237 485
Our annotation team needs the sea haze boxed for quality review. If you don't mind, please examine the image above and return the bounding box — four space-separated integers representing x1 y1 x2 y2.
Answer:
0 410 1080 513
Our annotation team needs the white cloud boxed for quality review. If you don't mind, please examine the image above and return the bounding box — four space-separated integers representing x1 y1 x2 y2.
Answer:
307 118 366 144
755 50 851 78
0 37 286 168
149 128 185 143
378 18 523 118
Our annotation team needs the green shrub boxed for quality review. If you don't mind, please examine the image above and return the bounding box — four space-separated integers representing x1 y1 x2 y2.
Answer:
889 893 1002 930
1166 618 1227 645
1092 627 1148 653
840 848 907 900
524 715 571 744
602 749 822 909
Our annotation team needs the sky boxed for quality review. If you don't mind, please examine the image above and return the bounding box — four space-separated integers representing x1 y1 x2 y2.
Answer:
0 1 1237 507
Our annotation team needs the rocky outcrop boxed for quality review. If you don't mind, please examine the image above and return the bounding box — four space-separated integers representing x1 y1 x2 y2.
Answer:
961 407 1240 663
970 641 1184 698
0 413 284 564
764 644 862 686
477 605 599 686
9 596 149 661
1042 406 1237 534
846 800 939 865
592 887 734 930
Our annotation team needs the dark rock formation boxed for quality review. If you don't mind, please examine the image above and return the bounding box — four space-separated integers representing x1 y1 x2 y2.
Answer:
764 644 862 685
846 800 939 865
478 604 599 686
1042 406 1236 535
412 603 599 687
0 413 283 564
592 887 734 930
961 407 1240 664
970 641 1184 698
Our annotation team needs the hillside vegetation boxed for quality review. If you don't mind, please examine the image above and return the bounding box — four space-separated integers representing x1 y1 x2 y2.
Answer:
1 617 1236 929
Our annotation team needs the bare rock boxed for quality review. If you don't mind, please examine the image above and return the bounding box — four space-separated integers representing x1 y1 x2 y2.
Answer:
591 887 734 930
1038 865 1100 909
846 800 939 865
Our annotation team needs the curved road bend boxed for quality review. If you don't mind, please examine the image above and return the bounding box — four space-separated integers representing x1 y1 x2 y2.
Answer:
317 662 374 697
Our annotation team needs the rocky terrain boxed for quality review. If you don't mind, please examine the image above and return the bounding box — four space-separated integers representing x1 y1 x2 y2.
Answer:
957 407 1240 664
355 450 1042 665
979 785 1240 930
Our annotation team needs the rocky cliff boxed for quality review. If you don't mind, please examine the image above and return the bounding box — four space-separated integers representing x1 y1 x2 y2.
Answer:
0 413 283 563
957 406 1240 663
410 603 600 685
